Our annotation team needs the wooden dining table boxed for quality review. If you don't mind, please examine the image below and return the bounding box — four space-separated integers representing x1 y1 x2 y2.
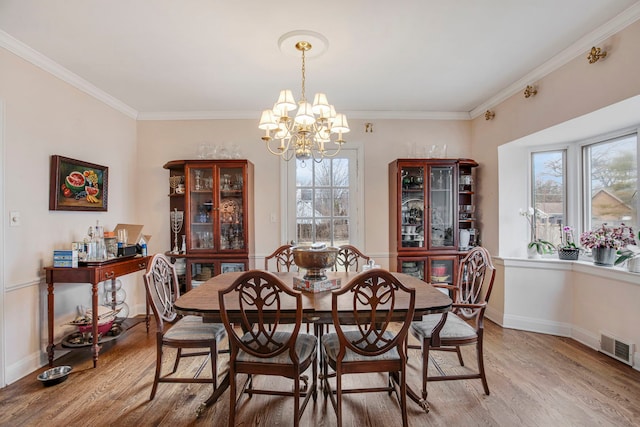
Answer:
173 270 452 415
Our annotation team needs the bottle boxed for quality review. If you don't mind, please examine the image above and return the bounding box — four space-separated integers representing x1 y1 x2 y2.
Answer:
94 220 106 261
140 237 148 257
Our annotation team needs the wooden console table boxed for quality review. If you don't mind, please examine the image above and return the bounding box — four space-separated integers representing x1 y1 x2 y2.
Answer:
44 255 149 368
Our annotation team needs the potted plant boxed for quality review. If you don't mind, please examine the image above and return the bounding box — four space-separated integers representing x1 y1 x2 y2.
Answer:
580 223 636 267
520 207 554 258
614 229 640 273
557 225 580 260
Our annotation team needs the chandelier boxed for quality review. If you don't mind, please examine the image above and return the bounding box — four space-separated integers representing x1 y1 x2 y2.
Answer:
258 38 350 163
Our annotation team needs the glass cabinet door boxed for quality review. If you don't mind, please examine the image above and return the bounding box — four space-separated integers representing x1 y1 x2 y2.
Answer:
400 165 426 249
429 257 456 286
217 166 245 251
189 167 214 251
189 260 216 289
429 166 455 248
399 258 425 281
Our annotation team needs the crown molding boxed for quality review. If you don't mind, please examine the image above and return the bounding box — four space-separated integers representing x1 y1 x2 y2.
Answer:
136 110 259 121
137 109 471 121
470 2 640 119
0 30 138 119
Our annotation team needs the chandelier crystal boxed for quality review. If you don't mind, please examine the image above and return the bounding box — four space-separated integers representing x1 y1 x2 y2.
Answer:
258 40 349 163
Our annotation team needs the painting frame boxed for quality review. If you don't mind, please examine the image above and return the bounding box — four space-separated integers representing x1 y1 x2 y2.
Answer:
49 155 109 211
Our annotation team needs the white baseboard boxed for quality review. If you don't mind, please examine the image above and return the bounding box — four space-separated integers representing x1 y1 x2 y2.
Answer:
502 313 572 337
489 311 640 372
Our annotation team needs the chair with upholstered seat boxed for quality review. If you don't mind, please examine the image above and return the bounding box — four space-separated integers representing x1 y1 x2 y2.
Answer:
219 270 317 427
142 254 227 400
264 244 297 272
334 244 371 272
321 268 415 427
410 246 496 401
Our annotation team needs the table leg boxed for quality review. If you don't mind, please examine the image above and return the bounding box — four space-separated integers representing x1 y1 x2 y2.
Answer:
196 372 231 417
91 280 100 368
47 281 55 367
390 371 429 413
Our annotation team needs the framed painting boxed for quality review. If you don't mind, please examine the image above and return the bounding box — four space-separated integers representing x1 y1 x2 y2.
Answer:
49 155 108 211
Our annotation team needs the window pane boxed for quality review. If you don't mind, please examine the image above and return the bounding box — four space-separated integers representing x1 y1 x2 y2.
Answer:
532 150 565 245
296 159 312 186
333 219 349 245
315 189 332 217
333 188 349 217
314 161 332 187
585 134 638 229
315 219 332 242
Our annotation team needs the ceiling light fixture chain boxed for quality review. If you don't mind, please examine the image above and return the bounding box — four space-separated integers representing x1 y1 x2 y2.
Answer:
258 35 350 165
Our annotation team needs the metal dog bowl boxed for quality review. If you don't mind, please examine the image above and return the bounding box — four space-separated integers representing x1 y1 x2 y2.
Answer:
37 365 72 387
292 245 338 280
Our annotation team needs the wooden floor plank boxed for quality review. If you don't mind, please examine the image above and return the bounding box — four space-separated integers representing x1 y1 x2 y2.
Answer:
1 317 640 426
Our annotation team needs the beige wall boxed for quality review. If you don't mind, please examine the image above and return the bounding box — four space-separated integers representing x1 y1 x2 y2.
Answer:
470 19 640 255
136 118 472 264
1 48 138 383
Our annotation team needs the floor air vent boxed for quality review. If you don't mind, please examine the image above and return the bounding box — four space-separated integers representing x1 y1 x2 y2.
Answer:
600 332 634 366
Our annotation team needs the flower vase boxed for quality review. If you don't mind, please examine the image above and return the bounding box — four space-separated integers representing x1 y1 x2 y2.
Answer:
558 248 579 260
527 244 541 259
627 257 640 273
592 247 616 266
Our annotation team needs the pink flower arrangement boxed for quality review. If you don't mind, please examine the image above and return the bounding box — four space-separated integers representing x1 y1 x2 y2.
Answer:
579 224 636 250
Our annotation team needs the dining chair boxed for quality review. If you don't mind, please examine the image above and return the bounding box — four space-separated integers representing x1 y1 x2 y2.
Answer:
218 270 317 427
142 254 226 400
334 244 371 272
409 246 496 401
264 244 297 272
321 268 416 427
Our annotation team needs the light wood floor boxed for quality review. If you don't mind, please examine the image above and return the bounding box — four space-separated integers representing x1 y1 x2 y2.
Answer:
2 318 640 426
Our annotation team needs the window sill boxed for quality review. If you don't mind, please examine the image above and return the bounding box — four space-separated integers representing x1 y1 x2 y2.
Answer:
496 256 640 286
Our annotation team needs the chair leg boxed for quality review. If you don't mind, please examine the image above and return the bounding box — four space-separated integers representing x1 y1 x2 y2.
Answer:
294 368 300 427
336 366 342 427
312 351 318 401
210 343 218 391
171 348 182 374
456 346 465 366
477 337 490 395
400 367 409 427
421 339 431 401
150 340 163 400
228 368 236 427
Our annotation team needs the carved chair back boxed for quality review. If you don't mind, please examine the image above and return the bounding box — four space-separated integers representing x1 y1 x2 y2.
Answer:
143 254 180 330
334 244 371 272
264 244 297 272
219 270 303 362
332 269 415 358
454 246 496 323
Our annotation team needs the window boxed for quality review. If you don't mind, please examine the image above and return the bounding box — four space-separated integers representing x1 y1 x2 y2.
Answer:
531 150 566 245
284 150 361 246
583 133 638 230
529 131 638 244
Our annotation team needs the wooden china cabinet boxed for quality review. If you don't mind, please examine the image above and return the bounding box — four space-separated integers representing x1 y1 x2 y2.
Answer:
389 158 479 286
163 159 254 291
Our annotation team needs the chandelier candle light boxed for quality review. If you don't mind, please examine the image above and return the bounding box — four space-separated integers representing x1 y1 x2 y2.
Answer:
258 32 350 163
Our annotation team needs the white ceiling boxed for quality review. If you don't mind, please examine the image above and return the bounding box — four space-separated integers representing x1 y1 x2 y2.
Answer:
1 0 639 120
